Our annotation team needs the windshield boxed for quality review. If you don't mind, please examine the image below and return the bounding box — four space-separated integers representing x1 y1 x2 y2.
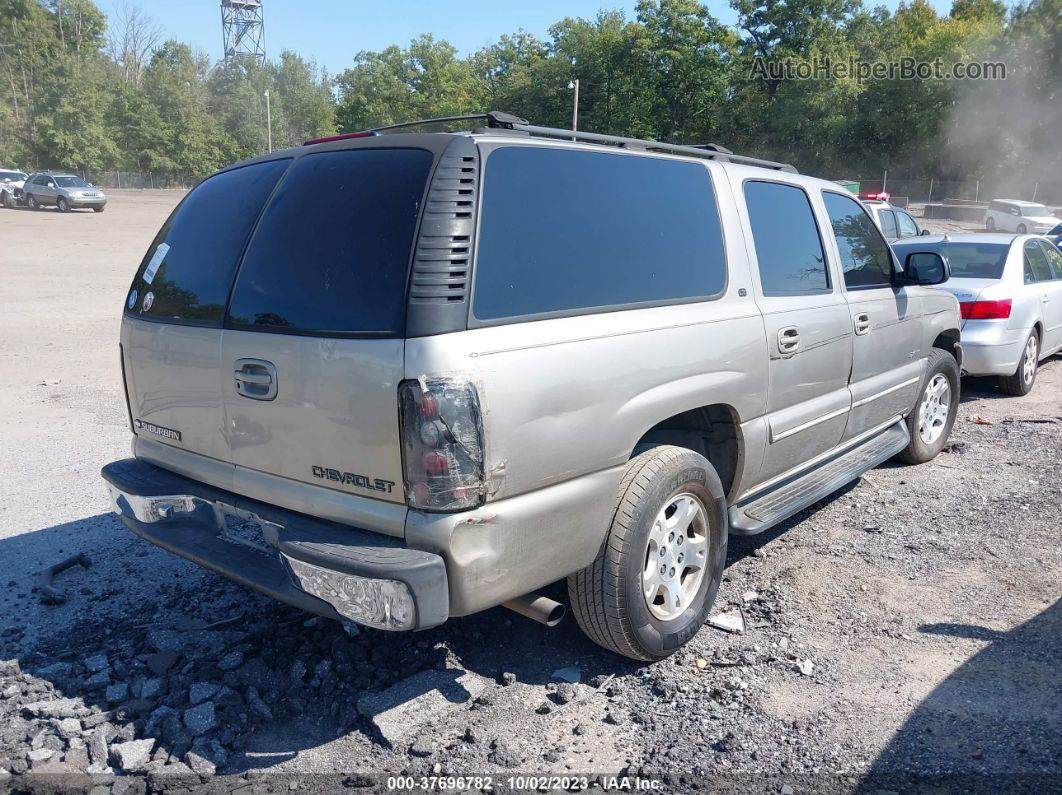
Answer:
938 242 1009 279
1048 223 1062 236
54 176 91 188
1021 204 1050 217
0 171 26 182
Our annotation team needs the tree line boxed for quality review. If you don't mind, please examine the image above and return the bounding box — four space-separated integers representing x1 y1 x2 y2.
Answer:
1 0 1058 192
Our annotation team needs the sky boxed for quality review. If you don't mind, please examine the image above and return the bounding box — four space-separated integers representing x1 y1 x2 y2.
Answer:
103 0 953 76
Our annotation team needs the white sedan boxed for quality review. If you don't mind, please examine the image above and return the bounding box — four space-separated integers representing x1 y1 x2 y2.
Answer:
893 233 1062 395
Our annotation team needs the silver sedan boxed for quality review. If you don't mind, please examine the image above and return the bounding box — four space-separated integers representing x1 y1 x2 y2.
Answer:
893 233 1062 395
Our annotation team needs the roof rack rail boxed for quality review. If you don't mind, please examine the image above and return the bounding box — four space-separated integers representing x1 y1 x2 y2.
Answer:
358 111 797 173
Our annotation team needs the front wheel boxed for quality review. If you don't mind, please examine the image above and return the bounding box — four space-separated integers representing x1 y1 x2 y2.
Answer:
896 348 960 464
568 445 727 661
1 191 11 209
27 195 40 210
999 332 1038 396
1017 224 1028 234
57 197 69 213
92 205 105 213
986 217 996 231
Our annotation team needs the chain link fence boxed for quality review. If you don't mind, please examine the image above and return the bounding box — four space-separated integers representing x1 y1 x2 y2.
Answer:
837 177 1062 208
85 171 199 190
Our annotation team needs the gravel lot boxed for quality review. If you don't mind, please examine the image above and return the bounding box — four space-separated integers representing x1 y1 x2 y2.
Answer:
1 193 1060 792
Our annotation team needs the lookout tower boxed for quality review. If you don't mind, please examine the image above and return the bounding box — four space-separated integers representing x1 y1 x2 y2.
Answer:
221 0 265 64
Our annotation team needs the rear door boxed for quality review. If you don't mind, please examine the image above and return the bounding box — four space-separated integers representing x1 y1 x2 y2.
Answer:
121 158 291 465
221 147 435 505
740 178 853 483
1024 240 1062 352
1041 241 1062 354
821 190 923 440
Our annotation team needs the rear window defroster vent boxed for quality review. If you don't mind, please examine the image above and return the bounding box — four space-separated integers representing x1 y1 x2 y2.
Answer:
406 137 480 337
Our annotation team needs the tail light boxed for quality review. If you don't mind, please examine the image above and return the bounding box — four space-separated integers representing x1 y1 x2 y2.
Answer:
959 299 1012 320
399 378 484 512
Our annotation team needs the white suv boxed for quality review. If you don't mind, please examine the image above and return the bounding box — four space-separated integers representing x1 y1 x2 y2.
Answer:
985 199 1061 234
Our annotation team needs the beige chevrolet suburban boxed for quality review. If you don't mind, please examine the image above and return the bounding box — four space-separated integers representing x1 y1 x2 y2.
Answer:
103 112 961 661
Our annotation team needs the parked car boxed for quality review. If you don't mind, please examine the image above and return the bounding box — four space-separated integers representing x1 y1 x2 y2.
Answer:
0 169 27 208
864 198 927 241
893 233 1062 395
102 112 960 661
21 172 107 212
1047 222 1062 251
984 199 1061 234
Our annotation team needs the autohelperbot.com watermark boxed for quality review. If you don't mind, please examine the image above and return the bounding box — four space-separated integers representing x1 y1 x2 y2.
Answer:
749 55 1007 82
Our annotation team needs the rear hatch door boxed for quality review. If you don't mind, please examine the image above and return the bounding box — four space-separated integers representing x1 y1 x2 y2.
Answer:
220 146 436 505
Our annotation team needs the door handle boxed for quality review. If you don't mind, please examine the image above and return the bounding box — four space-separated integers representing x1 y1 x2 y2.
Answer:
777 326 801 354
234 359 278 401
854 313 872 336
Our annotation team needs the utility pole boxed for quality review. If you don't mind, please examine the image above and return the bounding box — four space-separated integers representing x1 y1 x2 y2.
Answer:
264 90 272 153
568 79 579 140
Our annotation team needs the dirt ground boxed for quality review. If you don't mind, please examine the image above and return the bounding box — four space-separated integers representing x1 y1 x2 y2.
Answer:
0 192 1060 792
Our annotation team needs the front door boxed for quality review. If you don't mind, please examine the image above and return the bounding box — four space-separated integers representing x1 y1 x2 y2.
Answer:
738 178 854 485
820 191 924 439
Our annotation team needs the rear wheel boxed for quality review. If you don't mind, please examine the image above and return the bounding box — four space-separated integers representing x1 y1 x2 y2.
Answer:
896 348 960 464
57 196 69 213
986 217 996 231
999 332 1038 396
568 445 727 661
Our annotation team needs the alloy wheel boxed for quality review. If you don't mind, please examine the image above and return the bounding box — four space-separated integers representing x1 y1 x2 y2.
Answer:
642 492 709 621
1022 335 1038 385
918 373 951 445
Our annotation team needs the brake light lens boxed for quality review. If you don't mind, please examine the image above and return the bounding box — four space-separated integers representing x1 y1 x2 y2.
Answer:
399 378 485 512
959 299 1012 320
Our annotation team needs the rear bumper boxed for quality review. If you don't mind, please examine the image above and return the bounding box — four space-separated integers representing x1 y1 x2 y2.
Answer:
101 458 449 630
959 322 1029 377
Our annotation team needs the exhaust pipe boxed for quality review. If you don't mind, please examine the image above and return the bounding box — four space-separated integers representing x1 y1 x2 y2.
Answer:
502 593 566 627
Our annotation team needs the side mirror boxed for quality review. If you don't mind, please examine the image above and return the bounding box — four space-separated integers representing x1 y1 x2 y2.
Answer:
903 251 949 285
920 228 931 236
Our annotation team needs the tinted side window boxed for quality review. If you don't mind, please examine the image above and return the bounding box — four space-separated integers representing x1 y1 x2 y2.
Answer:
1024 240 1053 283
878 209 898 240
1039 241 1062 279
473 147 726 321
227 148 433 335
744 181 829 296
822 191 895 289
896 210 919 237
127 159 290 325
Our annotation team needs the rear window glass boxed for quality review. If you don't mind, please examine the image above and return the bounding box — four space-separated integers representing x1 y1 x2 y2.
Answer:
227 148 433 335
126 159 290 325
473 147 726 321
744 181 830 296
911 242 1007 279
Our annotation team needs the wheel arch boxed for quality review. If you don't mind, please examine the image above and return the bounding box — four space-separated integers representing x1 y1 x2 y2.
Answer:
932 329 962 369
631 403 744 504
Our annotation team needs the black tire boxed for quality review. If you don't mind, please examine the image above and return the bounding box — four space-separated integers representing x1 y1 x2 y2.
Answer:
896 348 960 464
27 195 40 210
998 331 1039 396
57 196 69 213
93 205 105 213
567 445 728 661
1 191 11 209
1017 224 1027 234
986 217 995 231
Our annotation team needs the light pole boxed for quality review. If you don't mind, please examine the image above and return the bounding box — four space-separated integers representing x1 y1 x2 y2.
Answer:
568 79 579 140
264 90 273 153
